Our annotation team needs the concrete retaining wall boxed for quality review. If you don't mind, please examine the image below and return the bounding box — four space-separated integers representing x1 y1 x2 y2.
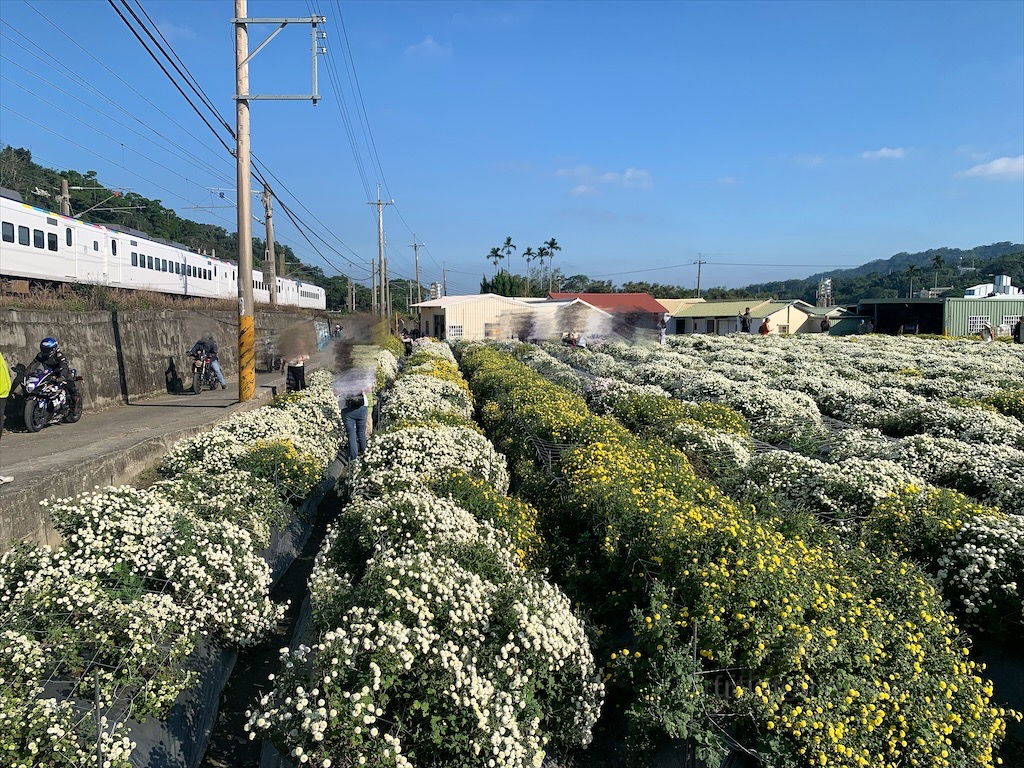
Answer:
0 308 316 411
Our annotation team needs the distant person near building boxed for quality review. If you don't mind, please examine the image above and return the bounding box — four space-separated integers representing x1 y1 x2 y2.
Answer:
0 349 12 485
740 308 752 333
758 318 771 336
820 317 831 333
1013 319 1022 344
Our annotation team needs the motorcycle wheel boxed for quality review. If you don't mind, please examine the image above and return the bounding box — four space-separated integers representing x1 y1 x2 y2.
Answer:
64 392 84 424
24 399 49 433
192 370 203 395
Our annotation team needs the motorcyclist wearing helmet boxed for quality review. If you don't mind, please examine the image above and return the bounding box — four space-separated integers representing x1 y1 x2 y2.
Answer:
35 337 78 400
189 332 226 389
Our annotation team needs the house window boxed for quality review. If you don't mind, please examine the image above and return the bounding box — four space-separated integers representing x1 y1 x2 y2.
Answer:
1002 315 1021 331
967 315 990 334
777 324 789 334
448 324 464 339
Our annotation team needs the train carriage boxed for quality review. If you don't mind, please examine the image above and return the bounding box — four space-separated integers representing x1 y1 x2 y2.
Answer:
0 188 326 310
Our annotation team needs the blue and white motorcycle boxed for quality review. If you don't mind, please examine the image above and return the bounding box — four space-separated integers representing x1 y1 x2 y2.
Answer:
21 360 83 432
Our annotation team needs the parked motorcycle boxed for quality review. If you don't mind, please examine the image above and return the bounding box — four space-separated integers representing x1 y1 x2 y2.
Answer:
22 360 83 432
190 352 221 394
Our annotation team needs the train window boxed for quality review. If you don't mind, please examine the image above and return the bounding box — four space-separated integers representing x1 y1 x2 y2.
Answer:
1 222 12 242
147 254 153 269
34 229 44 248
174 262 180 275
214 266 217 277
47 233 58 251
131 252 138 266
18 226 29 245
66 228 73 247
47 217 57 226
111 240 117 256
93 241 99 251
131 240 138 246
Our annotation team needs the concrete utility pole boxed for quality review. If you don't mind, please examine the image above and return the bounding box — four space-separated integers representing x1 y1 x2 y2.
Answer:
443 262 448 297
233 2 325 400
370 259 377 315
235 0 256 402
59 178 70 217
410 238 424 304
262 184 277 305
368 192 394 317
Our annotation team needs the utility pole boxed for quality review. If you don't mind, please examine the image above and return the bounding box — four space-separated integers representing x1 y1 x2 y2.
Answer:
368 192 394 317
261 184 277 305
234 0 256 402
443 262 448 297
371 259 377 315
409 238 424 304
59 178 70 217
695 254 706 299
233 2 325 400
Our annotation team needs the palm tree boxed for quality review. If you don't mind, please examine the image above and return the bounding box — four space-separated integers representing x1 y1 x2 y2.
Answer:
487 247 502 276
536 245 550 294
932 254 943 290
522 247 535 292
543 237 561 293
501 236 516 273
907 264 919 298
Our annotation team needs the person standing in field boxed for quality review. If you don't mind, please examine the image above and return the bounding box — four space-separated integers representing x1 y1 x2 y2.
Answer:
758 318 771 336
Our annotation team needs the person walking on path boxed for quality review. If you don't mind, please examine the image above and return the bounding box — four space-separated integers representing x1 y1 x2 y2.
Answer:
341 392 369 460
0 350 12 484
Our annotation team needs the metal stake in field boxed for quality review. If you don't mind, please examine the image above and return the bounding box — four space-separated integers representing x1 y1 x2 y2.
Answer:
233 0 325 400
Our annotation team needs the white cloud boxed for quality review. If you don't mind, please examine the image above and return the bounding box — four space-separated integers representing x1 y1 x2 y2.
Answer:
959 155 1024 179
861 147 905 159
405 35 452 59
555 164 653 195
157 21 196 42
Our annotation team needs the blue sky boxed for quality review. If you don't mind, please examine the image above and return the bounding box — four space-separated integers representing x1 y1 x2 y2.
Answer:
1 0 1022 294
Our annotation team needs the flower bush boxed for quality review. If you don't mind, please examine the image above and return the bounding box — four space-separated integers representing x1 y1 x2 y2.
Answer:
247 340 604 768
0 364 349 766
458 343 1016 767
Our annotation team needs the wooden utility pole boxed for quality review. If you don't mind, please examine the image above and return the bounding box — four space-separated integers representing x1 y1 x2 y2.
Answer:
262 183 277 305
234 0 256 402
60 178 70 217
695 254 706 299
410 238 424 304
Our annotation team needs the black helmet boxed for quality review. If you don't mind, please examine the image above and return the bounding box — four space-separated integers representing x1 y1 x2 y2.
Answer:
40 337 59 357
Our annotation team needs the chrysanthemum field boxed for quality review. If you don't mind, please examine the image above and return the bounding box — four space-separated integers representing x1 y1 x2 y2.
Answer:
2 333 1021 768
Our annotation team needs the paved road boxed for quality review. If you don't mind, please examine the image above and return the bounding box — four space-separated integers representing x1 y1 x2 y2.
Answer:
0 362 317 551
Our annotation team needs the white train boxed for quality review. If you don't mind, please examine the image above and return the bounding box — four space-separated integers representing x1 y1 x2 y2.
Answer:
0 188 326 310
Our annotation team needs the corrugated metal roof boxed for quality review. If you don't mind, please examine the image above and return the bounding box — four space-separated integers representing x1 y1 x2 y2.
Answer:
548 292 666 313
656 297 704 313
412 293 532 308
672 299 771 318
